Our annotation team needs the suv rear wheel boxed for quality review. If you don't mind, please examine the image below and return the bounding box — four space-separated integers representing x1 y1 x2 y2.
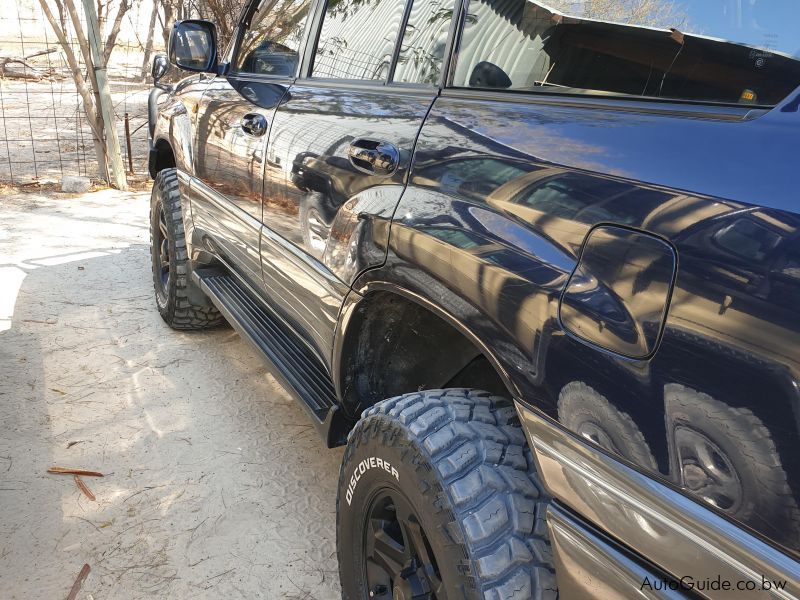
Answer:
337 388 557 600
150 168 222 330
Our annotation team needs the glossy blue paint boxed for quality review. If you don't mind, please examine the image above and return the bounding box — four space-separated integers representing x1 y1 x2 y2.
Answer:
356 89 800 558
152 0 800 583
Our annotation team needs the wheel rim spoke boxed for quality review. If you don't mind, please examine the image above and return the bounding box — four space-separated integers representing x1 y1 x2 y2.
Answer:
367 519 408 578
363 489 444 600
154 204 171 292
402 519 442 595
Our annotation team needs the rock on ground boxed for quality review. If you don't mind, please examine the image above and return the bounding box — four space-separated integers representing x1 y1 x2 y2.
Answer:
0 188 343 599
60 176 92 194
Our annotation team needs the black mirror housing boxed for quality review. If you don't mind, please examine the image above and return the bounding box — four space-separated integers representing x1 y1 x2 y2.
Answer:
168 20 218 74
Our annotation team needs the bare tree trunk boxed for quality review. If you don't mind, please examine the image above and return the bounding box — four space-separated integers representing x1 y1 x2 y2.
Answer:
39 0 138 185
56 1 68 33
97 0 106 35
61 0 108 178
140 0 159 80
82 0 128 190
37 0 109 180
160 1 175 51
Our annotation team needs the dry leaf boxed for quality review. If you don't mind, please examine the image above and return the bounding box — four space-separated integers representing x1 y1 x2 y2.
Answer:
74 475 96 501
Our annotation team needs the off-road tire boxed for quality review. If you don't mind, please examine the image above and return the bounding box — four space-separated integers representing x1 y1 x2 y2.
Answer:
150 168 222 330
337 388 557 600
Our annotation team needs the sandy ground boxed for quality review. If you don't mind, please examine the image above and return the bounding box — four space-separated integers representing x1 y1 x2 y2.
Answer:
0 188 343 598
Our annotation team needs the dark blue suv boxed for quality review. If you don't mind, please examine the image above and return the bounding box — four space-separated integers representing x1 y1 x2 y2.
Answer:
148 0 800 596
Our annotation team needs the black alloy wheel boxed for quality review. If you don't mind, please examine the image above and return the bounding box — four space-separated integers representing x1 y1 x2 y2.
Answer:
337 389 556 600
149 168 223 329
364 488 443 599
154 200 171 301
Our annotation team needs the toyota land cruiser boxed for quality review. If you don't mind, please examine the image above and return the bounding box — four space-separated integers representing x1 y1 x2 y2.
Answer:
148 0 800 596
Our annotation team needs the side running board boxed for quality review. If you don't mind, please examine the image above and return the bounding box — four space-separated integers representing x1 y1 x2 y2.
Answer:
193 269 342 444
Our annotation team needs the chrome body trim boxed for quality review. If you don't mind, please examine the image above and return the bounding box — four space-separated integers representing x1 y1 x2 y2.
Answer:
517 404 800 599
547 503 691 599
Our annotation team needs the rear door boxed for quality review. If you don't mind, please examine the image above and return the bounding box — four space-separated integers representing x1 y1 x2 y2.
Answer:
191 0 314 292
390 0 800 563
260 0 456 362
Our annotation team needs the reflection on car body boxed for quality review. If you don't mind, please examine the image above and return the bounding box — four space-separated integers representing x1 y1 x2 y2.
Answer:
150 0 800 595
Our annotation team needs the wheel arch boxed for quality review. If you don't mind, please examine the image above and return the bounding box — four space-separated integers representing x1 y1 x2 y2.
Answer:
333 283 520 424
148 137 177 179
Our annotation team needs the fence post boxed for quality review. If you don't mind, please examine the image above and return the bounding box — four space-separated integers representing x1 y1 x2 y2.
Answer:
124 113 134 175
80 0 127 191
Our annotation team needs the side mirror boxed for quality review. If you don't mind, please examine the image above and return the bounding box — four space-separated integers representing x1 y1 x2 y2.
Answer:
469 61 512 89
168 20 218 73
151 53 169 83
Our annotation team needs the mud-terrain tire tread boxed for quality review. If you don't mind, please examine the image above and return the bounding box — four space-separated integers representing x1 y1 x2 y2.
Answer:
338 388 557 600
150 168 223 330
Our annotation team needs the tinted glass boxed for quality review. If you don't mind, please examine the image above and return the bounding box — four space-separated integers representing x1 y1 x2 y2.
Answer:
393 0 456 84
453 0 800 105
235 0 313 75
312 0 408 80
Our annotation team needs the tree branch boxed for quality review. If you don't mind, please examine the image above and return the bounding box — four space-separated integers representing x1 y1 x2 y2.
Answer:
103 0 131 64
38 0 109 180
37 0 100 137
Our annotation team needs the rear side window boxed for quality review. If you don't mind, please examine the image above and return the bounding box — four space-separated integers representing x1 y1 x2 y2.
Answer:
452 0 800 105
312 0 408 80
393 0 457 85
235 0 314 76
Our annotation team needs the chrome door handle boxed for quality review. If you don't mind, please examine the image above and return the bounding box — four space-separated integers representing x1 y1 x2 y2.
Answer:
347 139 399 175
241 113 268 137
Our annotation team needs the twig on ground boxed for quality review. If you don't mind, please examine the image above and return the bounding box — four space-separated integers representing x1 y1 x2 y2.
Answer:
65 563 90 600
67 515 101 532
48 466 104 477
74 475 96 501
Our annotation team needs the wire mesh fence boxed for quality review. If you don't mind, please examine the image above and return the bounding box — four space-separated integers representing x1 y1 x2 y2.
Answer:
0 0 159 186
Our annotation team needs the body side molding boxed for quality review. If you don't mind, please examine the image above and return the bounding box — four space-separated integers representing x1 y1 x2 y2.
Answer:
516 404 800 599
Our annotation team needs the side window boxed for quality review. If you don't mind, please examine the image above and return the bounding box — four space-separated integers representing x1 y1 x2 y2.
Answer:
235 0 314 76
393 0 456 85
452 0 800 105
312 0 408 80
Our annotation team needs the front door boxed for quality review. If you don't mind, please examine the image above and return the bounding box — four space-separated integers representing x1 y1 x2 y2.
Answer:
261 0 457 363
191 0 314 292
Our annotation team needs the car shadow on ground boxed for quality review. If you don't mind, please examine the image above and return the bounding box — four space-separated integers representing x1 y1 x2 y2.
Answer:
0 238 343 599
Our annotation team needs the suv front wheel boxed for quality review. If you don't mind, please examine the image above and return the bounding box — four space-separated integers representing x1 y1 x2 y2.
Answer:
149 168 222 330
337 388 557 600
